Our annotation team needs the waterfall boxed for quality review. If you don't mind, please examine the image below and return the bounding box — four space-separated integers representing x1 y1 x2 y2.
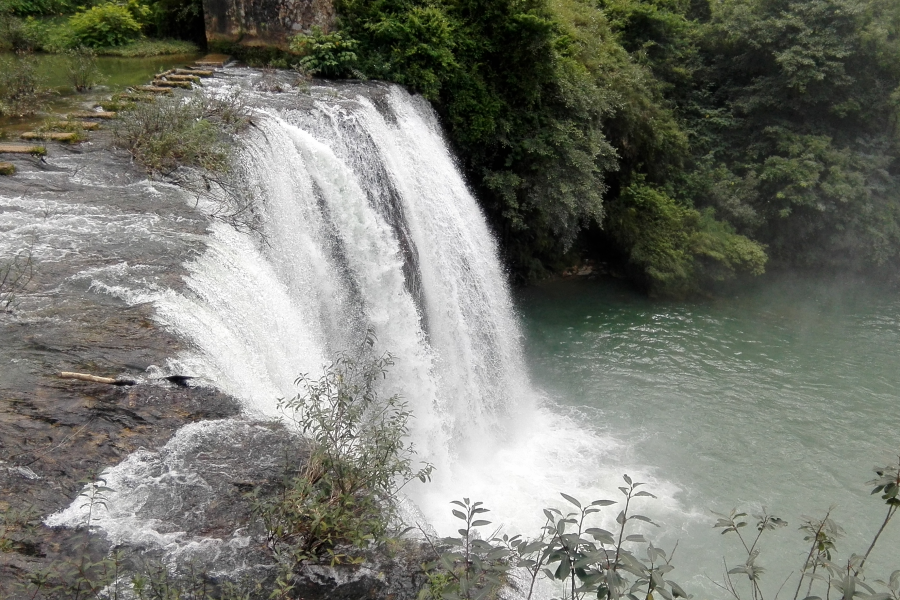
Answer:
164 83 535 464
47 75 674 574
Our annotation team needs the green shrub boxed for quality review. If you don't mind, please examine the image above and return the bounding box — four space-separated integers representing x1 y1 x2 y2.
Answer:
606 182 767 297
0 52 42 117
0 12 29 50
290 26 360 78
65 46 103 91
69 3 142 48
113 91 247 174
254 331 433 566
3 0 79 17
424 459 900 600
19 15 78 51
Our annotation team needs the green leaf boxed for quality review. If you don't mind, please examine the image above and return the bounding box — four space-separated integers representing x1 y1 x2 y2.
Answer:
561 493 582 508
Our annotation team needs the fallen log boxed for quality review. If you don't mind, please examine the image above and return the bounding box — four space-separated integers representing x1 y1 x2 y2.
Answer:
59 371 136 386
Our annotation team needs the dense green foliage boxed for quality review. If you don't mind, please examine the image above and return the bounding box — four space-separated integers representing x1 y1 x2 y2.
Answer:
0 0 205 52
290 26 360 77
68 3 143 47
692 0 900 272
607 180 766 295
289 0 900 295
0 52 42 116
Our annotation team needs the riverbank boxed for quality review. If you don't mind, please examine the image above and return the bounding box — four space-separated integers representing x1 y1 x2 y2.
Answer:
0 122 247 592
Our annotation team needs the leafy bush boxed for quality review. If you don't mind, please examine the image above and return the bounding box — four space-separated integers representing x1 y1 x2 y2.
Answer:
290 26 360 78
606 182 766 297
254 331 433 566
113 91 247 174
18 15 78 51
69 3 142 48
0 7 32 50
0 52 42 117
423 458 900 600
65 46 103 91
2 0 79 17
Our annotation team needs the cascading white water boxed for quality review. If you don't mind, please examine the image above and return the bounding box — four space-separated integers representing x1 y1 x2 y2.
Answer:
48 76 684 584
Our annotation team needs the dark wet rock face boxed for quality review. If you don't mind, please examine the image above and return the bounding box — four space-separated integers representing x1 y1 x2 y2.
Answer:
204 0 335 48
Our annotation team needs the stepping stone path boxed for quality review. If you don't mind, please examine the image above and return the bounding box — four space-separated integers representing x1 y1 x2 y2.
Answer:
0 144 46 156
194 54 231 68
134 85 174 95
0 55 230 173
151 80 192 89
50 120 101 131
69 110 118 120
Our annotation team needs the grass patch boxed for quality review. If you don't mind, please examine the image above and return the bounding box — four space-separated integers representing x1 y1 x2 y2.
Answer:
96 38 199 57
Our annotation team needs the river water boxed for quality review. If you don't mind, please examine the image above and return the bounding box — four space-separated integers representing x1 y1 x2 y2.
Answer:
518 275 900 595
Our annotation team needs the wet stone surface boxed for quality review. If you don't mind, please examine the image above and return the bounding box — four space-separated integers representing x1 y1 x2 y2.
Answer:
0 133 244 592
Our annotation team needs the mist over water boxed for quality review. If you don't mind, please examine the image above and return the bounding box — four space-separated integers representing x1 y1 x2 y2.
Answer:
519 276 900 593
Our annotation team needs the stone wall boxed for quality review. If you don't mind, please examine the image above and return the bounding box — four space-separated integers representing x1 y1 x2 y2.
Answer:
203 0 335 49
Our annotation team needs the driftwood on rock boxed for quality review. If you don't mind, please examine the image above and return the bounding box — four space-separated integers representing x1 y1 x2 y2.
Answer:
59 371 136 386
